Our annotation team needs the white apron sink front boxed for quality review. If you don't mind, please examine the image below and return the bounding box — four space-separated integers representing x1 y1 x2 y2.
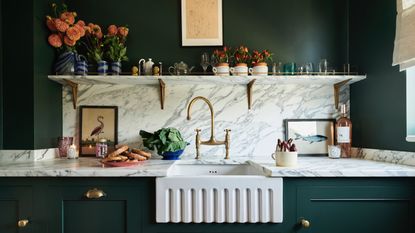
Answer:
156 162 283 223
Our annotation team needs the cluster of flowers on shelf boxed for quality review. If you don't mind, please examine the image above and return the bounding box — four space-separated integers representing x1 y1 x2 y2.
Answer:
46 3 129 74
212 46 273 66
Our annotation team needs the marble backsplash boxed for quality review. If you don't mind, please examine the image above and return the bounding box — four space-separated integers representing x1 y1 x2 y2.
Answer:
63 82 349 159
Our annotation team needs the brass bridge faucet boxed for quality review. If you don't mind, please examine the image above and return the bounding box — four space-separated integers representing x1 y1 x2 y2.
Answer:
186 96 231 160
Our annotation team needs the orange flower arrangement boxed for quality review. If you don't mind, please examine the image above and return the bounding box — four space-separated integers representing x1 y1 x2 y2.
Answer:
213 46 232 64
233 45 251 64
104 25 130 62
45 3 86 51
84 22 105 62
251 49 273 65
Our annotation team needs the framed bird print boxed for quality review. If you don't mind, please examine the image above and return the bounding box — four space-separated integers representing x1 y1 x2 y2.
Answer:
79 106 118 156
284 119 336 156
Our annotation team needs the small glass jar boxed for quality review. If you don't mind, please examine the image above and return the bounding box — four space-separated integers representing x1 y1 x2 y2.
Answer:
95 139 108 158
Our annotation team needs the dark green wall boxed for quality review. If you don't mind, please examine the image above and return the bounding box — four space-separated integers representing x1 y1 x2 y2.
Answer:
0 1 3 149
71 0 348 70
349 0 415 151
0 0 349 149
2 1 35 149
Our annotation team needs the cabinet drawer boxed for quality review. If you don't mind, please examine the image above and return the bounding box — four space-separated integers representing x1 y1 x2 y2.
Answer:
296 182 415 233
47 184 141 233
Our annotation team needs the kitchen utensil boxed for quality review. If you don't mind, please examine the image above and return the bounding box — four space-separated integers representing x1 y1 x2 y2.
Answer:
168 61 195 75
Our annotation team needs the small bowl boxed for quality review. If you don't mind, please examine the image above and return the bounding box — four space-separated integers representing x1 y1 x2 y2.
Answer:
161 150 184 160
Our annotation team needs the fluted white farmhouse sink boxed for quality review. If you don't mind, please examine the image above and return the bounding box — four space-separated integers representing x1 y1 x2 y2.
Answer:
156 162 283 224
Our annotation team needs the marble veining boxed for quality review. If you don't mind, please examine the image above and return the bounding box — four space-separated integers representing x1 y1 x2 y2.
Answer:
248 156 415 177
0 149 57 162
352 148 415 166
0 156 413 177
62 83 349 159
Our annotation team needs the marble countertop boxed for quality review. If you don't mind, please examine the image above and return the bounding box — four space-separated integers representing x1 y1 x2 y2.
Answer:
0 156 414 177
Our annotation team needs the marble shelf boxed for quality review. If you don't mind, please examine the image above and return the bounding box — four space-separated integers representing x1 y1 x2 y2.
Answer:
48 74 366 110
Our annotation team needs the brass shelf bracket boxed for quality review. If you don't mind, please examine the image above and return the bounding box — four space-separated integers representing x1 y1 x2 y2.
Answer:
63 79 78 109
247 79 256 110
333 78 352 110
158 79 166 110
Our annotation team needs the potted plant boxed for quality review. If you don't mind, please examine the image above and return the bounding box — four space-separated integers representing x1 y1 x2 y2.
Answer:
230 45 251 76
83 22 106 74
249 49 273 76
139 128 188 160
45 3 86 74
212 46 232 76
104 25 129 75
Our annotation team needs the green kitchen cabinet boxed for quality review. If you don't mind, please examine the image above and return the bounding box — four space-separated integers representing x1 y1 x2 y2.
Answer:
0 185 32 233
294 178 415 233
45 179 143 233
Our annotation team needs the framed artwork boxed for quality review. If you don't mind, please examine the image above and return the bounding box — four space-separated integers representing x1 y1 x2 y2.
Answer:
181 0 223 46
284 119 336 156
79 106 118 156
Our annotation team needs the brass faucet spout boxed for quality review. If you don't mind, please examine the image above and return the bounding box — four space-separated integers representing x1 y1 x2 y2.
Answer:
186 96 231 160
186 96 215 141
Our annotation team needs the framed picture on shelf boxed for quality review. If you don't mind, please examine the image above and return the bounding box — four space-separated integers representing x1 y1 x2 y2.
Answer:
284 119 336 156
79 106 118 156
181 0 223 46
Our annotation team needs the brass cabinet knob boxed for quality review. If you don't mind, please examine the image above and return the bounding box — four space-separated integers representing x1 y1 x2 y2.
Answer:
17 219 29 228
300 219 311 228
85 188 106 199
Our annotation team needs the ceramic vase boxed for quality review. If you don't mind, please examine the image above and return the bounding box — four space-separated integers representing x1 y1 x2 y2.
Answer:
97 60 108 75
212 63 230 76
272 151 298 167
230 63 248 76
249 62 269 76
111 61 122 75
55 51 76 74
75 55 88 76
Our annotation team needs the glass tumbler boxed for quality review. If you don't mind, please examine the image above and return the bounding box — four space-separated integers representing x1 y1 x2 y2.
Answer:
58 137 73 158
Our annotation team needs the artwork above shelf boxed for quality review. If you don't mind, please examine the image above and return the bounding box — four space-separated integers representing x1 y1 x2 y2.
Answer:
48 74 367 110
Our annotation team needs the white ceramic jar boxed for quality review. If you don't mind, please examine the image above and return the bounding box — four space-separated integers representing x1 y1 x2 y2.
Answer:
272 151 298 167
212 63 230 76
230 63 248 76
249 62 269 76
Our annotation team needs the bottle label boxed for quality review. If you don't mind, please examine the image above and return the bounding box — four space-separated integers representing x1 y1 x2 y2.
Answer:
337 127 350 143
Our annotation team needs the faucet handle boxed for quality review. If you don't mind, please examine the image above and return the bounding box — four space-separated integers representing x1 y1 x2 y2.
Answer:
224 129 231 133
195 128 201 133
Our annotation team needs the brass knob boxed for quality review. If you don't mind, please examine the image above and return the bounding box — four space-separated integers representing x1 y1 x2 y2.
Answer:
301 219 311 228
85 188 106 199
17 219 29 228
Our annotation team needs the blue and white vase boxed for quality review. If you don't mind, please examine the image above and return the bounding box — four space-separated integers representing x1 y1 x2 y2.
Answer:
111 61 122 75
97 60 108 75
54 51 76 74
75 55 88 76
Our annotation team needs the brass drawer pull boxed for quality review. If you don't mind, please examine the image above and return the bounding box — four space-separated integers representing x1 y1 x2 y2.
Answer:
300 219 311 228
85 188 106 199
17 219 29 228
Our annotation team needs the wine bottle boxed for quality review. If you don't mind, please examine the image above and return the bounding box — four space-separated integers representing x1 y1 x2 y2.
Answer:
336 104 352 158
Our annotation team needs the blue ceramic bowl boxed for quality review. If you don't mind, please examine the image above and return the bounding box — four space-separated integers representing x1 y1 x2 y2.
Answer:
161 150 184 160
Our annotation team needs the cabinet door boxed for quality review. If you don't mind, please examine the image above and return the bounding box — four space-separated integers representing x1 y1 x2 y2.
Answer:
296 181 415 233
47 183 141 233
0 186 32 233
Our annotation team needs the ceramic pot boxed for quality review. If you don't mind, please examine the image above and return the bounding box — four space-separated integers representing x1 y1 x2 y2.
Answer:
212 63 230 76
161 150 184 160
272 151 298 167
249 62 269 76
55 51 76 74
230 63 248 76
111 61 122 75
75 55 88 76
97 60 108 75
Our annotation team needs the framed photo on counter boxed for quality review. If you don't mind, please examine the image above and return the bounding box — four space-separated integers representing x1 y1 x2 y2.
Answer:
79 106 118 156
284 119 335 156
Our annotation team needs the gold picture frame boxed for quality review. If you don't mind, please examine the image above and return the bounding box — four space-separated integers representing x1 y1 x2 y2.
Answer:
181 0 223 46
